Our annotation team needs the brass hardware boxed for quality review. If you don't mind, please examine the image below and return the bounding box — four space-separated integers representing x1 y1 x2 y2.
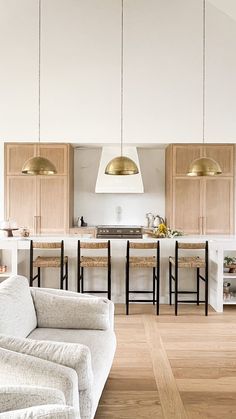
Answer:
105 156 139 175
187 157 222 177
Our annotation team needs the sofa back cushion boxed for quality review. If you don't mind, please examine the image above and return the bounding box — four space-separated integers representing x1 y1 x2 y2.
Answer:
31 290 110 330
0 275 37 337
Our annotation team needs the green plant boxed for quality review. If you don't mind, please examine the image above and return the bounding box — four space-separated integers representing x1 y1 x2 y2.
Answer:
224 256 236 266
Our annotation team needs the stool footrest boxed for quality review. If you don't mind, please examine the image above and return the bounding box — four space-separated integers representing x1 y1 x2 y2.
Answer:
130 290 154 294
83 290 108 294
171 290 198 294
128 299 156 303
177 300 206 303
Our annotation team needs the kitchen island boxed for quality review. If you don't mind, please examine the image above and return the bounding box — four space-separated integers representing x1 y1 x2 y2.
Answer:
0 234 235 312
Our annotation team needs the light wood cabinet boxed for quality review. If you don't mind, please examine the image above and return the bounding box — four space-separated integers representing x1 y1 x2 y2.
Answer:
5 143 74 234
166 144 235 234
203 178 234 235
173 178 202 234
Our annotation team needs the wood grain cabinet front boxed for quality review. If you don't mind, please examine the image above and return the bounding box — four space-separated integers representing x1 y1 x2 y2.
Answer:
166 144 235 235
5 143 74 234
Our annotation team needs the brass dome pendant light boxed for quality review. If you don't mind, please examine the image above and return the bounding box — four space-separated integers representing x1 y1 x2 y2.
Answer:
22 0 56 175
105 0 139 175
187 0 222 177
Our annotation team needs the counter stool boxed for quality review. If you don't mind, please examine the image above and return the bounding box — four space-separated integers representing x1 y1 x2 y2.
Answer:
126 241 160 315
77 240 111 300
169 241 208 316
29 240 68 290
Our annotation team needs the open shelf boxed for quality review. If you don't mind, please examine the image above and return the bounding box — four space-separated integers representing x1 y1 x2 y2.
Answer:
223 300 236 305
0 272 13 278
223 273 236 279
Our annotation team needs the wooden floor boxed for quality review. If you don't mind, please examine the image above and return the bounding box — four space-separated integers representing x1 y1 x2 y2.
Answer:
95 303 236 419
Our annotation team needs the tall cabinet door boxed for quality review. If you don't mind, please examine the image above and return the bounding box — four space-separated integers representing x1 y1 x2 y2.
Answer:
203 178 234 235
5 144 37 175
5 176 37 233
172 178 202 234
39 176 68 234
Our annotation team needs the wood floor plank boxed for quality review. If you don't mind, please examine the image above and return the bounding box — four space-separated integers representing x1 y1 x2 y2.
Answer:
95 304 236 418
143 315 188 419
96 391 163 418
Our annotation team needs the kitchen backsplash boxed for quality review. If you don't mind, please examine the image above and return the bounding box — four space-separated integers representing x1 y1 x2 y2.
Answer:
74 147 165 226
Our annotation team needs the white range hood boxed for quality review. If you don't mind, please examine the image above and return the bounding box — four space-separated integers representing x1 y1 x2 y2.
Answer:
95 147 144 193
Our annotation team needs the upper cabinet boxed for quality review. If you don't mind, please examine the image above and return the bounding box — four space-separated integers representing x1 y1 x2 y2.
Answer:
165 144 235 235
5 143 74 234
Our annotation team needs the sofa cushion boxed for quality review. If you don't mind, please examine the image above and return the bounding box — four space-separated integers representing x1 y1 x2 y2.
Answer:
28 328 117 419
0 404 80 419
0 275 37 338
31 290 110 330
0 334 93 391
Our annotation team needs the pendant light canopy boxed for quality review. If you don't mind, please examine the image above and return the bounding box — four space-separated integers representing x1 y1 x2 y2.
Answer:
22 0 56 176
187 0 222 177
105 0 139 176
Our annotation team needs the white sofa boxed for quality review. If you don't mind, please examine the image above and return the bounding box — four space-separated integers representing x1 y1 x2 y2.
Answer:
0 385 80 418
0 275 116 419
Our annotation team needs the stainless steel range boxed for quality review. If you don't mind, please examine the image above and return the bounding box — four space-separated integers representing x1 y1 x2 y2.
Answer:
96 225 142 239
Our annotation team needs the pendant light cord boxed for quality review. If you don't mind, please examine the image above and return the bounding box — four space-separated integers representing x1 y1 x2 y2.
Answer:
38 0 41 144
120 0 124 156
202 0 206 144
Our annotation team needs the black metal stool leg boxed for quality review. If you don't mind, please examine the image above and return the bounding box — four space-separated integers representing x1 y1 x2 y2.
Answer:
108 263 111 300
205 241 209 316
60 265 63 290
197 267 200 305
81 267 84 293
126 263 129 315
38 267 41 288
205 270 208 316
152 267 155 305
169 260 172 305
156 268 160 316
65 261 68 290
175 264 178 316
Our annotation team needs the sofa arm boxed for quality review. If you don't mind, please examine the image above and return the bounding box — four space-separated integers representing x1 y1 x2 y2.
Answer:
31 287 115 331
0 347 79 409
0 385 65 412
0 405 80 419
31 289 111 330
0 334 93 391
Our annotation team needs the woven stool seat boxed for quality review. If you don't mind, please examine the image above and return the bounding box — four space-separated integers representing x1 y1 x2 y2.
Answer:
169 256 205 268
33 256 68 268
80 256 108 268
77 240 111 299
169 241 208 316
129 256 157 268
30 240 68 290
126 240 160 315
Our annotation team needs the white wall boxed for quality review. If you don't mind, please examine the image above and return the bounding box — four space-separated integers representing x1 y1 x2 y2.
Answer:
74 147 165 226
0 0 236 143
